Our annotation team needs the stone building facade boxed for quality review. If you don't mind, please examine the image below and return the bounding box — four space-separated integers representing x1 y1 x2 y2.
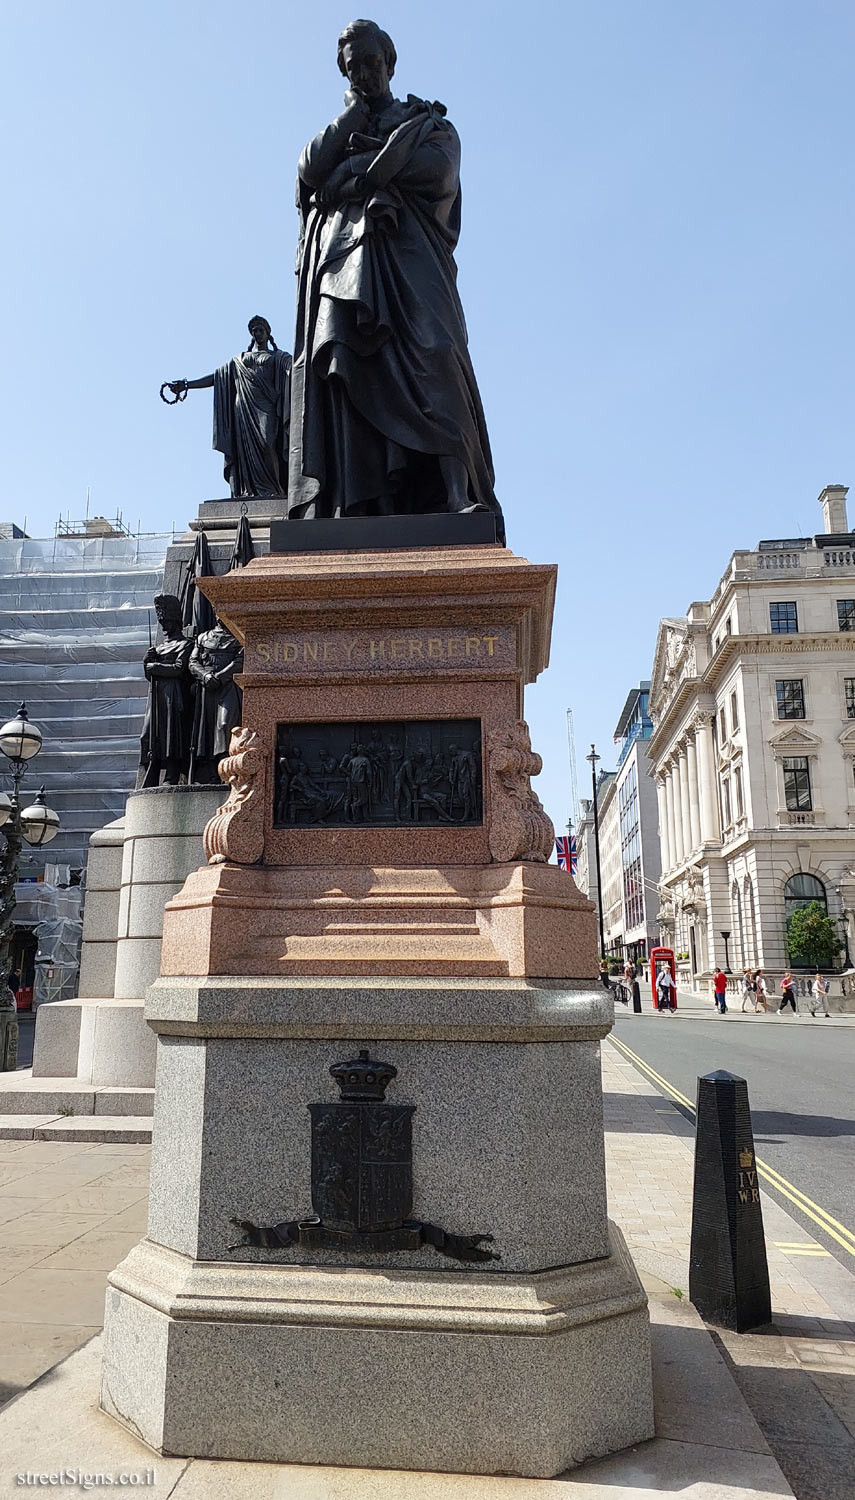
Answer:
598 774 622 953
574 771 615 955
611 684 661 962
576 688 661 964
649 485 855 988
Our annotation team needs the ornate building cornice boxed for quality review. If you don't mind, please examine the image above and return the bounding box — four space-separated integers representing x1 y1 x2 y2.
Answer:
650 632 855 763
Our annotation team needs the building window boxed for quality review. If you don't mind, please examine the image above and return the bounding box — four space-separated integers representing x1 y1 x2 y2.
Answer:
846 678 855 719
734 765 744 819
782 757 812 811
838 600 855 632
722 777 732 826
784 873 827 968
719 707 727 740
730 690 739 732
770 601 798 633
744 876 757 963
725 616 733 634
776 679 805 719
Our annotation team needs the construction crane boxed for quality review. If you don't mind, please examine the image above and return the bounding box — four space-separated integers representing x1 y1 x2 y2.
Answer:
565 708 580 833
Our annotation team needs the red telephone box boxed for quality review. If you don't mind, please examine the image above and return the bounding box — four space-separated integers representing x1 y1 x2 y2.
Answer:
650 947 677 1010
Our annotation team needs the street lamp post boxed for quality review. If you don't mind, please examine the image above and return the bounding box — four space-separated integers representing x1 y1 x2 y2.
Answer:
0 704 60 1070
720 930 732 973
586 744 606 961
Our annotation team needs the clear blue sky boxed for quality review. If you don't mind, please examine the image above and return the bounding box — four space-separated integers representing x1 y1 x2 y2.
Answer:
2 2 852 831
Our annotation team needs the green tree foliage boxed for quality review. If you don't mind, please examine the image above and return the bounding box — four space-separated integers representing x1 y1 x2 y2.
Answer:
786 901 843 970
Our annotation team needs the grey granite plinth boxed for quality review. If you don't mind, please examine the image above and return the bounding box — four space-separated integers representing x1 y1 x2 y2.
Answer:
143 979 612 1273
101 1223 653 1476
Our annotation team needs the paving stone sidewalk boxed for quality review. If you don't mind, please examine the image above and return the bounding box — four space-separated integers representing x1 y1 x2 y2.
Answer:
0 1139 149 1404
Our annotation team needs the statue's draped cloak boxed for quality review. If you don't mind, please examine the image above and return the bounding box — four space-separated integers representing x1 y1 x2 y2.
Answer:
288 96 500 528
213 348 291 499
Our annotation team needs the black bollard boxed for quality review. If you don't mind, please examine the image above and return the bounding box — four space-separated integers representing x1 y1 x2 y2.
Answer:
689 1069 771 1333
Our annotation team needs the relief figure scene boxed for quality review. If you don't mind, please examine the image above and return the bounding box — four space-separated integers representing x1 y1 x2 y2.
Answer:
274 720 482 828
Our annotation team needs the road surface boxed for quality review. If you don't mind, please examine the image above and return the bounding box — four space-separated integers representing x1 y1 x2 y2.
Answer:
612 996 855 1270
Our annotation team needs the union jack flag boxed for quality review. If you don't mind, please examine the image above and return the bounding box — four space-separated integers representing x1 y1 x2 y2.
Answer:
555 835 577 875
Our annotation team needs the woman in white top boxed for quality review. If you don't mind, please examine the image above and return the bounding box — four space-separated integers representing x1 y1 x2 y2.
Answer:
753 970 768 1013
810 972 830 1017
741 969 755 1012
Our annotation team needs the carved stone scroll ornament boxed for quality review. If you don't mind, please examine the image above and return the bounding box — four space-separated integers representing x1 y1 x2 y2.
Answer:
203 727 267 865
487 720 554 863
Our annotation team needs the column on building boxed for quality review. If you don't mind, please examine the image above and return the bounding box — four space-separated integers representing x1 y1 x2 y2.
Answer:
666 761 681 867
694 711 720 844
678 747 692 865
686 731 701 853
655 776 671 873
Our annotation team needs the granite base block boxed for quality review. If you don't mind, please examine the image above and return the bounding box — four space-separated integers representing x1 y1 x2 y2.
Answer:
101 1223 653 1476
31 998 83 1077
76 998 157 1087
143 982 611 1271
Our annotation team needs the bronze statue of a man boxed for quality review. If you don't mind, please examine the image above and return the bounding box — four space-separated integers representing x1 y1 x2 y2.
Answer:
288 20 504 540
165 317 292 499
139 595 193 788
188 623 244 785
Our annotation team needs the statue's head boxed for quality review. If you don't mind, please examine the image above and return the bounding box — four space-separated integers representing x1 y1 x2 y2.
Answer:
337 19 396 102
153 594 182 632
247 316 276 351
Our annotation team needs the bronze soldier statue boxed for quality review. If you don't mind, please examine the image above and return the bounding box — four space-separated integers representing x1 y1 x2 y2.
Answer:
188 622 244 785
139 595 193 788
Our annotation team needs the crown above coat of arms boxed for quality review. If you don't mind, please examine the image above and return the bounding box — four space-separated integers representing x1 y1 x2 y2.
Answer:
330 1049 398 1102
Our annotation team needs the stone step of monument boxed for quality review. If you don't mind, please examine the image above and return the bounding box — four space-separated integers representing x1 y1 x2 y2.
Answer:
243 930 509 976
0 1114 153 1142
0 1072 154 1117
323 920 483 934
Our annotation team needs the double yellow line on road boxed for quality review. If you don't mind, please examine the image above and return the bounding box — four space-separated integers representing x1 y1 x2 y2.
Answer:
609 1033 855 1260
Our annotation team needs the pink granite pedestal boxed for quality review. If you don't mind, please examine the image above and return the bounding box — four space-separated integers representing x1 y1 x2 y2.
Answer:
161 539 597 979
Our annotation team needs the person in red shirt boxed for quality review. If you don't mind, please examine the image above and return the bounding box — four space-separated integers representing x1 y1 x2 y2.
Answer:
713 967 729 1014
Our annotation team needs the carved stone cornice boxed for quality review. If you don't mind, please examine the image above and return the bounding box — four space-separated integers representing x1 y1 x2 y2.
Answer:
651 629 854 754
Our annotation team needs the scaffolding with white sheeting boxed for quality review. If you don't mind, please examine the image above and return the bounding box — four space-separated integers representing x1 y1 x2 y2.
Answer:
0 524 172 877
0 521 172 1002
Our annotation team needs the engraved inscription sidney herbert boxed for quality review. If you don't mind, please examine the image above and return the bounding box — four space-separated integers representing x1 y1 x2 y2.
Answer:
247 629 512 672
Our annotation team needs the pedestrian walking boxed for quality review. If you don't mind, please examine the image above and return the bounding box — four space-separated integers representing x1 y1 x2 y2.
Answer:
740 968 755 1012
713 967 729 1014
810 972 830 1018
656 966 675 1013
778 970 798 1014
753 970 768 1013
629 960 642 1014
